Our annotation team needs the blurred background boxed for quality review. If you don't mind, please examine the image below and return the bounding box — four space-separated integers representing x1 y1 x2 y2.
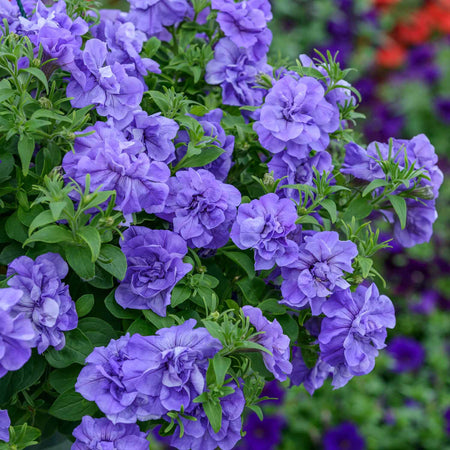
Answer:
98 0 450 448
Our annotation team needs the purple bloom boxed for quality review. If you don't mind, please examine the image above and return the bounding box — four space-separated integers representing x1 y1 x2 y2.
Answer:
341 142 385 181
66 39 144 122
127 0 192 40
115 227 192 315
205 38 270 107
242 305 292 381
212 0 272 60
7 253 76 354
170 380 245 450
254 75 340 155
230 193 298 270
387 336 425 373
319 284 395 380
435 98 450 123
0 288 35 378
75 334 154 424
122 320 222 417
363 103 404 143
72 416 149 450
62 121 170 217
0 410 10 442
241 413 284 450
260 380 285 405
281 231 358 315
174 109 235 181
410 290 437 315
159 168 241 249
323 422 366 450
445 408 450 436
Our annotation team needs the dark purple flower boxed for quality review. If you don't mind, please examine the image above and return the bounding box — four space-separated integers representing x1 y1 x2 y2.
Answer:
260 380 285 405
242 305 292 381
127 0 192 40
230 193 298 270
319 284 395 381
66 39 144 122
254 75 340 156
159 168 241 249
174 109 235 181
323 422 366 450
72 416 149 450
205 38 270 107
212 0 272 60
410 290 437 315
76 334 154 424
0 288 35 378
435 98 450 123
445 408 450 435
363 103 404 143
7 253 76 354
0 410 10 442
387 336 425 373
281 231 358 315
122 319 222 417
62 121 170 217
115 227 192 315
241 413 284 450
170 380 245 450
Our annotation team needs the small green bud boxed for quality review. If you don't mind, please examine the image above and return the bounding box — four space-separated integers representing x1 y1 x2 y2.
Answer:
38 97 52 109
32 58 41 68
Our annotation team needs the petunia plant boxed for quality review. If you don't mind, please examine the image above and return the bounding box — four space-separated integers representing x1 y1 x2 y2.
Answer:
0 0 443 448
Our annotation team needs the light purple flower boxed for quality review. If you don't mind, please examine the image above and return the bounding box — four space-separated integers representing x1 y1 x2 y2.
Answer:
72 416 149 450
66 39 144 122
230 193 298 270
75 334 154 424
122 319 222 417
281 231 358 315
319 284 395 380
254 75 340 156
62 121 170 216
170 380 245 450
0 410 10 442
242 305 292 381
159 168 241 249
7 253 76 354
0 288 35 378
115 227 192 315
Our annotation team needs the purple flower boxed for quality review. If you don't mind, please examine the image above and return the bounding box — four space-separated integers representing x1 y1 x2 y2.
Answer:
0 410 10 442
174 109 235 181
7 253 76 354
170 380 245 450
410 290 437 315
62 121 170 217
445 408 450 436
230 193 298 270
75 334 154 424
242 305 292 381
122 111 179 164
127 0 192 40
122 320 222 417
281 231 358 315
72 416 149 450
387 336 425 373
260 380 285 405
115 227 192 315
241 413 284 450
435 98 450 123
66 39 144 122
319 284 396 380
206 38 270 107
323 422 366 450
0 288 35 378
159 168 241 249
254 75 340 155
212 0 272 60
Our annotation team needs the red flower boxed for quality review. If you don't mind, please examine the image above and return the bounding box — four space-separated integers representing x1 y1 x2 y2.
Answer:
376 40 406 68
424 2 450 34
394 10 431 45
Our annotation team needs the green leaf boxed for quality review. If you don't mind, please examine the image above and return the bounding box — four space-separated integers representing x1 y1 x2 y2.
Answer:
320 199 337 223
49 200 68 221
211 355 231 386
21 67 49 93
296 215 321 226
97 244 127 280
28 210 55 235
236 277 267 304
342 197 373 221
5 212 28 243
127 318 156 336
389 195 407 229
45 328 93 368
65 245 96 280
362 179 389 197
105 290 139 319
203 400 222 433
17 135 35 176
25 225 74 245
49 389 98 421
258 298 286 315
358 256 373 278
78 226 101 262
171 284 192 308
75 294 94 317
78 317 118 347
177 146 225 170
143 310 175 329
48 365 81 394
223 251 255 278
277 314 299 342
248 404 263 421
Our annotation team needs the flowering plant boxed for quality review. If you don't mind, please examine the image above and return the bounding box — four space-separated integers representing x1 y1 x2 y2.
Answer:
0 0 443 448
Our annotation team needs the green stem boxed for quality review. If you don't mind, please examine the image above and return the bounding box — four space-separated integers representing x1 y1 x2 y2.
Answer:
16 0 27 18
